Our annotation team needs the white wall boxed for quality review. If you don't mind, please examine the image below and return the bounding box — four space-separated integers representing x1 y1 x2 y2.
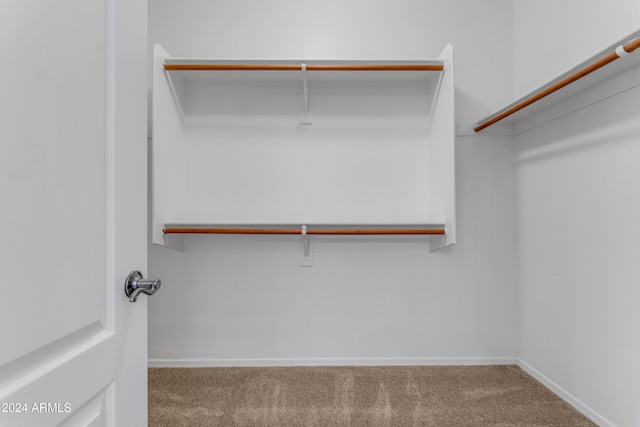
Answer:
516 79 640 427
147 0 517 365
514 2 640 425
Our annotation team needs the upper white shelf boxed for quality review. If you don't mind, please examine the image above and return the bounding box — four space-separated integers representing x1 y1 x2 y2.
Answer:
468 30 640 135
162 58 447 125
163 58 444 71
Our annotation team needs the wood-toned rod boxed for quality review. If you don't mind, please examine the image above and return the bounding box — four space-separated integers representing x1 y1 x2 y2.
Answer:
307 229 445 235
307 64 443 71
474 37 640 133
163 227 445 235
164 63 443 72
163 228 301 235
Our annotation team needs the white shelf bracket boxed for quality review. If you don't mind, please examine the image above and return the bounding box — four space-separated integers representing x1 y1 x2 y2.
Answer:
302 225 309 256
301 225 312 267
300 63 312 124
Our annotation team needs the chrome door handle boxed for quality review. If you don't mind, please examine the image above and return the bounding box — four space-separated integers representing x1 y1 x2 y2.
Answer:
124 271 161 302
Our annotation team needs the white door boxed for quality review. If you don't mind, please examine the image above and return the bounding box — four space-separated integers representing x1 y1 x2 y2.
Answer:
0 0 149 426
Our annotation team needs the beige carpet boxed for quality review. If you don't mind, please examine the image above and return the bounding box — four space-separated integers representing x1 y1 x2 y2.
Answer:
148 365 596 426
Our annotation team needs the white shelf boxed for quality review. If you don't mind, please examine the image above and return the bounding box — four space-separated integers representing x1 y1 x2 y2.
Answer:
163 220 447 227
162 222 447 237
163 58 444 69
163 58 445 127
466 30 640 135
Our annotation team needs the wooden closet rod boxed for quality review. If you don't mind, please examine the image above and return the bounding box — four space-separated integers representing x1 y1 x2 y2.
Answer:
164 63 443 72
474 37 640 133
163 227 445 235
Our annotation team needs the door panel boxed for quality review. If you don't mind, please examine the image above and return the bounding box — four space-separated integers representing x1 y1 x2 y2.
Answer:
0 0 108 369
0 0 147 425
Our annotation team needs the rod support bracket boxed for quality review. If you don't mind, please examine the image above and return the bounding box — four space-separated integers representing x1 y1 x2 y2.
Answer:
615 45 629 58
302 225 309 256
301 225 313 267
300 63 312 124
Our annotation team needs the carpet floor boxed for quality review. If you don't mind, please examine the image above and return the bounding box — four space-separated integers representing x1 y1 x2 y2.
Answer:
148 365 596 426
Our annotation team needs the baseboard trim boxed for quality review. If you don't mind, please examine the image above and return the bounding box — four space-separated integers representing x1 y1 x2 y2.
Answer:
148 356 516 368
517 358 615 427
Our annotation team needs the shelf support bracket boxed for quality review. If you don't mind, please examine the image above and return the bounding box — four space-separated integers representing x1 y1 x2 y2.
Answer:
300 63 312 124
301 225 312 267
302 225 310 256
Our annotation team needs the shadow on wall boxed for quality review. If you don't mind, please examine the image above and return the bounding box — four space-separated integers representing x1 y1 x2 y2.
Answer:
516 83 640 164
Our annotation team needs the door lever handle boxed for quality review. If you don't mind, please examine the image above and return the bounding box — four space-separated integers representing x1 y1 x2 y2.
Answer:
125 271 161 302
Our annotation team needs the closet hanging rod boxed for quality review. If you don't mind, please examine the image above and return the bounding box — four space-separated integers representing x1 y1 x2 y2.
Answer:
474 37 640 133
163 63 444 72
163 227 445 235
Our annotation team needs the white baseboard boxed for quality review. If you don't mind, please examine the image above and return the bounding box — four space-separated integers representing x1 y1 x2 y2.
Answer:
148 356 516 368
517 359 615 427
